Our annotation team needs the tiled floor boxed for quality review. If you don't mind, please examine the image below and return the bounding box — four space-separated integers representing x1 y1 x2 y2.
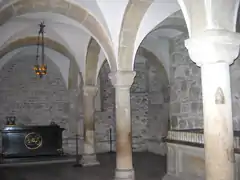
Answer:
0 152 167 180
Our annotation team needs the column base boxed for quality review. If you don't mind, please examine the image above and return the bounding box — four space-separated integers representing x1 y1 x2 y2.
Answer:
80 154 100 167
115 169 135 180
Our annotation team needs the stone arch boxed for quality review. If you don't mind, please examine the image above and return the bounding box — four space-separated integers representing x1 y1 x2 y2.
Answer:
152 17 188 34
234 2 240 32
175 0 191 34
92 60 115 152
96 59 114 111
2 23 71 52
0 0 116 71
85 37 101 86
0 36 81 90
133 14 188 80
117 0 153 70
132 4 183 62
236 4 240 32
137 47 169 84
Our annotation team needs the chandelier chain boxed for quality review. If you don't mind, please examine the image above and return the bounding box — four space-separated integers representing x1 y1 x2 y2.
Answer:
34 21 47 78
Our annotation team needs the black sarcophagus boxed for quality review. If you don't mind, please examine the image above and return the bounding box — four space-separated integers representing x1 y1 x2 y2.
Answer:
1 125 64 158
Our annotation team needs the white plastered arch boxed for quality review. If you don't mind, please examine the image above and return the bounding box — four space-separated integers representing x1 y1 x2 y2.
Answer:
0 0 117 71
133 1 181 65
0 23 70 51
0 17 91 77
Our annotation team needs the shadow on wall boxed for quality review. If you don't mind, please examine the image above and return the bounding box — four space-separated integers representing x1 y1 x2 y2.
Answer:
94 61 115 153
131 54 170 155
230 57 240 130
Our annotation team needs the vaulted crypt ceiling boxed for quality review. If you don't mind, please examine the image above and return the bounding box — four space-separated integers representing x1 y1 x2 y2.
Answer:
0 0 202 87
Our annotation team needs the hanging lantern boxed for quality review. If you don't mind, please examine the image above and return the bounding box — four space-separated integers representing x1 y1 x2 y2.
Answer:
34 22 47 78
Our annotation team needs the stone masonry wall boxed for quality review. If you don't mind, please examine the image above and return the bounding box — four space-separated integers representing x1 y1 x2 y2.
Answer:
131 55 149 151
0 53 170 155
170 33 202 129
147 60 169 155
170 33 240 130
95 61 115 153
0 54 79 153
96 55 170 153
230 58 240 130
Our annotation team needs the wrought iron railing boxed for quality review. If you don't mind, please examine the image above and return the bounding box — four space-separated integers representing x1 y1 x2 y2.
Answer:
166 130 240 149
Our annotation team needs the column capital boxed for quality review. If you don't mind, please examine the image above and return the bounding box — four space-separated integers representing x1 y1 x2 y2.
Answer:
185 29 240 66
83 85 98 97
108 71 136 88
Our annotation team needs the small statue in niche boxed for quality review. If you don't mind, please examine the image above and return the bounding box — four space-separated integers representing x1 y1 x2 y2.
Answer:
215 87 225 104
6 116 16 126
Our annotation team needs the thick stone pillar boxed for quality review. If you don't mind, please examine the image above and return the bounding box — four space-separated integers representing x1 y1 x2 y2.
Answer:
109 71 136 180
81 85 100 166
185 30 240 180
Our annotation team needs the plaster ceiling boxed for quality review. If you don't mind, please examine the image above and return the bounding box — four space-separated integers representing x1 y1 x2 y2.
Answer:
0 0 191 80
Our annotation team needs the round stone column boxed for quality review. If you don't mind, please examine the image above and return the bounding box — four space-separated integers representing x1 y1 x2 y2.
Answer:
109 71 136 180
81 85 100 166
185 30 240 180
